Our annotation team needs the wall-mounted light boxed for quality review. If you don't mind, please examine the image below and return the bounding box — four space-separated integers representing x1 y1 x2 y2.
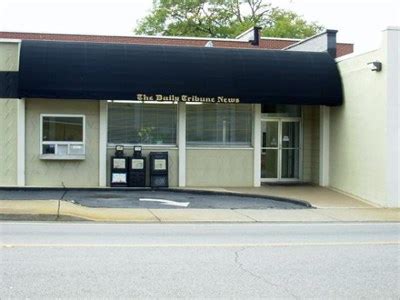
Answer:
367 61 382 72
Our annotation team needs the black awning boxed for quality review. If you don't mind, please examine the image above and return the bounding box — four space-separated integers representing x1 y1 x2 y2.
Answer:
18 40 343 106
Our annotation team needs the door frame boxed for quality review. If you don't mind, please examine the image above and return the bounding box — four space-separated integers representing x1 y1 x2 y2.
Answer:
260 117 303 182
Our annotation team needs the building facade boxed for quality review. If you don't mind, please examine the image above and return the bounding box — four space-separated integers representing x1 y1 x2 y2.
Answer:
0 28 398 208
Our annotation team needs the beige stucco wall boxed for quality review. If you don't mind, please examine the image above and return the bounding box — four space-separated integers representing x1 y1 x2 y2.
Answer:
186 149 253 187
0 100 18 186
106 147 178 187
25 99 100 187
302 106 320 184
0 41 20 186
0 41 19 71
332 48 387 205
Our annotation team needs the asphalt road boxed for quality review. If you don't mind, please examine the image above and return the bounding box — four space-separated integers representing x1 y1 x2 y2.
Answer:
1 222 399 298
0 189 308 209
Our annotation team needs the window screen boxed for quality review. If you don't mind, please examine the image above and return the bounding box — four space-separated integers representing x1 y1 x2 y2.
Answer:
108 102 177 145
186 104 252 146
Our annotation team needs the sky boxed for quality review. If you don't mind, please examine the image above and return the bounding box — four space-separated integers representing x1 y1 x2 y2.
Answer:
0 0 399 53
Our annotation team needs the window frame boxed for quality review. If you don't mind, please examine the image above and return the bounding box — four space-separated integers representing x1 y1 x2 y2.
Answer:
40 114 86 157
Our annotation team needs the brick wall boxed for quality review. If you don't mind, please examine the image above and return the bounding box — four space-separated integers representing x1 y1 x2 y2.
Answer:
0 31 352 57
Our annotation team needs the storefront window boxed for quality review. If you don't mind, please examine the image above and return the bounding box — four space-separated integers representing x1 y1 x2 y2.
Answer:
186 104 252 147
108 102 177 145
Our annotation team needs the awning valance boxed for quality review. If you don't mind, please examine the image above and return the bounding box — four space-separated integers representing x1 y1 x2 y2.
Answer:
17 40 343 106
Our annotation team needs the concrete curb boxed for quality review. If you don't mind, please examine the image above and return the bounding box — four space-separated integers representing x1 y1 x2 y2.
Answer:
1 200 399 223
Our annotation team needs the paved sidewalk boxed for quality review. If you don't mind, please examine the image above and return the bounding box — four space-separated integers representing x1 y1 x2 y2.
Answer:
180 185 375 208
1 200 399 222
1 185 399 222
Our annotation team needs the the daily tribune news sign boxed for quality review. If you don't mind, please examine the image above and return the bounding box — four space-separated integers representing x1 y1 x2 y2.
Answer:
137 94 240 104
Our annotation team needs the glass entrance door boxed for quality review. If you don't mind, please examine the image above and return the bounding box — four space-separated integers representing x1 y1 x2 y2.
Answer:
261 119 301 181
281 121 300 179
261 121 279 179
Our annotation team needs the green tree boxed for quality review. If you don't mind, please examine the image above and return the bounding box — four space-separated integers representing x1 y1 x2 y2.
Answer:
135 0 323 39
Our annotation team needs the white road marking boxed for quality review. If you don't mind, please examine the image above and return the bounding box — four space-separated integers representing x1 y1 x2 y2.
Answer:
139 198 190 208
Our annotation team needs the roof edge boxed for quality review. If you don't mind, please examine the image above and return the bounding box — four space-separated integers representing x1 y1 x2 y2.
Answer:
282 29 338 50
0 31 250 43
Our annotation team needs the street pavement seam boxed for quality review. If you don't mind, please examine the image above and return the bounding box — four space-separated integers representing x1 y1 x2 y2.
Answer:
1 241 399 249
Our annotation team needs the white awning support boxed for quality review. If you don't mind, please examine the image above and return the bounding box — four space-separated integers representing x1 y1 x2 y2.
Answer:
178 102 186 187
99 100 108 187
319 106 330 186
17 98 25 186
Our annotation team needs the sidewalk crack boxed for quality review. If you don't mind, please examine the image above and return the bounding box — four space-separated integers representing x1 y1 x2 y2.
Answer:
56 188 68 220
234 247 299 299
231 209 258 222
148 209 161 222
311 209 341 221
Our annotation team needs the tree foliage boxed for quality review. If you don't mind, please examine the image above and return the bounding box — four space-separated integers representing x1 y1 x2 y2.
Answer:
135 0 323 39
